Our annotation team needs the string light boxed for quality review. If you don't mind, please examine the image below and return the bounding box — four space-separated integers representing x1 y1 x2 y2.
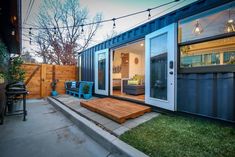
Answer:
147 9 151 20
54 27 56 35
112 18 116 29
29 27 32 45
23 0 180 43
21 0 179 31
81 24 84 33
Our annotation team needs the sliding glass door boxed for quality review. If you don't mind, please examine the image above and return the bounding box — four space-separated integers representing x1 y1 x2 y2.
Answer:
145 23 177 111
95 49 109 95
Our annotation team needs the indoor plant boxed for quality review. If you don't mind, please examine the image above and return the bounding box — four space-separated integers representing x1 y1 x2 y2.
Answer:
51 79 58 96
83 83 91 99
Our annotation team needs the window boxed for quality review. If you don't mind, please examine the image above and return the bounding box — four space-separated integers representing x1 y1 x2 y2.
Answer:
180 36 235 68
178 2 235 43
178 2 235 71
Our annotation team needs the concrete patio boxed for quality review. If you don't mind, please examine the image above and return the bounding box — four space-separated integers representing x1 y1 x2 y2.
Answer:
0 99 111 157
53 94 159 136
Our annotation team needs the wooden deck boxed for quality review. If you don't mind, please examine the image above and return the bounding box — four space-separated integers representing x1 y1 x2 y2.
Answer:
80 98 151 124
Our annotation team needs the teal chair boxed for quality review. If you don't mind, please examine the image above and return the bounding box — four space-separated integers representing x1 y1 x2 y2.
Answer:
65 81 93 98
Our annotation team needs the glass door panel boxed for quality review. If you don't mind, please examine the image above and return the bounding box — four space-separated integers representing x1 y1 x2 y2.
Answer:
150 34 168 100
98 53 106 90
95 49 109 95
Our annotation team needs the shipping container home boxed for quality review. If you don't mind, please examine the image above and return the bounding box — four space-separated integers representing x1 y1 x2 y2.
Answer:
79 0 235 122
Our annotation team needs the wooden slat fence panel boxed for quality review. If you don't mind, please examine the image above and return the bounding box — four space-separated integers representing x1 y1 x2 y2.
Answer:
21 64 41 99
21 63 77 98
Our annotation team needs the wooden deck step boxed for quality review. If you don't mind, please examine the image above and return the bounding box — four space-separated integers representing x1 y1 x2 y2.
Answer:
80 98 151 124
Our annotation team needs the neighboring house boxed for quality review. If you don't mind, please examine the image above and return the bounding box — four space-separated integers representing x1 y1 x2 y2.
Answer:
21 51 37 63
0 0 22 121
79 0 235 122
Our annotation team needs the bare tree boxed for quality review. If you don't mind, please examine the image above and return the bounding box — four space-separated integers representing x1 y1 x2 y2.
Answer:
103 29 118 41
33 0 102 65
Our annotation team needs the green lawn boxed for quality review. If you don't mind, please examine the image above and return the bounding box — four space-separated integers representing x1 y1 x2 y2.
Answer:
120 114 235 157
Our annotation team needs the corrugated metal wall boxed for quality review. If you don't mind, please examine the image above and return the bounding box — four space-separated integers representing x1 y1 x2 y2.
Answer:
177 73 235 122
81 49 94 81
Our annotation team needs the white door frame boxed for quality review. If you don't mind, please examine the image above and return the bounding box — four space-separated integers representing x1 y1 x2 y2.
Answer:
109 49 113 96
145 23 177 111
94 48 109 96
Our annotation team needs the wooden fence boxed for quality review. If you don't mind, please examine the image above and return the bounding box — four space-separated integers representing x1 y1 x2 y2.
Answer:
21 63 77 98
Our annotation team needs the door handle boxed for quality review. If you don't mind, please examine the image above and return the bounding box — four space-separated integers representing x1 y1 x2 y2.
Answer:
169 61 173 69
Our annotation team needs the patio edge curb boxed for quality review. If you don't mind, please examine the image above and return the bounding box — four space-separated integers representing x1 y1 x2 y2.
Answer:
47 97 149 157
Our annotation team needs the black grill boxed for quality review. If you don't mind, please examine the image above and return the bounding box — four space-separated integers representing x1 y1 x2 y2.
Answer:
4 82 28 123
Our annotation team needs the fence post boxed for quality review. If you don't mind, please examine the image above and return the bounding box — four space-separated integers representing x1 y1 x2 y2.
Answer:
40 64 46 98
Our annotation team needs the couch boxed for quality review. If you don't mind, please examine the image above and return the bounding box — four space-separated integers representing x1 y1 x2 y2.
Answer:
123 75 145 95
65 81 93 98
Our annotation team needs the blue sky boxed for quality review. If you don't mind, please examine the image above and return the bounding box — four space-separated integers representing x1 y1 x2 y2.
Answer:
22 0 197 55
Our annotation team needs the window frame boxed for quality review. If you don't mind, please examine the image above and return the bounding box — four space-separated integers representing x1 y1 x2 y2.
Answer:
177 26 235 74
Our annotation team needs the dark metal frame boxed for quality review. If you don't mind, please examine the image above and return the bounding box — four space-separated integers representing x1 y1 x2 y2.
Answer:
177 32 235 73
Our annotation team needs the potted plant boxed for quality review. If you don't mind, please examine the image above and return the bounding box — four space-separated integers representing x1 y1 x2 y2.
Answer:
83 83 91 99
51 79 58 96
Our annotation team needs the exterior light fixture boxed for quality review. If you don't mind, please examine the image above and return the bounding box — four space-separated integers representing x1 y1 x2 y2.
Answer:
193 20 203 35
11 30 15 36
224 9 235 33
140 43 144 47
13 16 17 21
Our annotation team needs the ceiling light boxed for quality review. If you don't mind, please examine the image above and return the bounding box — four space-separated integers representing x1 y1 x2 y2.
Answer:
225 9 235 33
193 20 203 35
140 43 144 47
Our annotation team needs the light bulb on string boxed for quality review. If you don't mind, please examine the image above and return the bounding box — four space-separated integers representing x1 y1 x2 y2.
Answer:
29 27 32 36
54 27 56 36
112 18 116 29
81 24 84 34
147 9 151 20
29 28 32 45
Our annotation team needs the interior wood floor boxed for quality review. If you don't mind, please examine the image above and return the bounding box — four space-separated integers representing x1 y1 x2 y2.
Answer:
112 90 145 102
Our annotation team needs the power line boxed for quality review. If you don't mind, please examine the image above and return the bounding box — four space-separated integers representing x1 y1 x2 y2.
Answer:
21 0 179 30
23 0 35 25
23 0 32 24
